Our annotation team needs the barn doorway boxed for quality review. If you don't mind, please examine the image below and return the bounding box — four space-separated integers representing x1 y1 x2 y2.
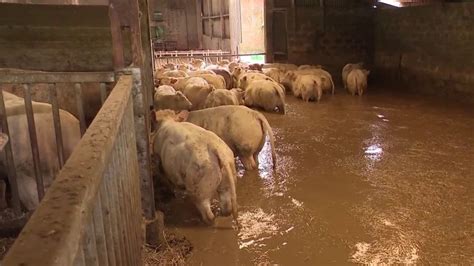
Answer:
235 0 266 64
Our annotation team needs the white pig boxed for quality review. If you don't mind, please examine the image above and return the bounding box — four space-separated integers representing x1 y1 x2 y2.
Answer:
185 106 277 171
152 110 238 225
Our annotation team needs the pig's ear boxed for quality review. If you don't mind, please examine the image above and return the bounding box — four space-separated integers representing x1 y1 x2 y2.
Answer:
175 110 189 122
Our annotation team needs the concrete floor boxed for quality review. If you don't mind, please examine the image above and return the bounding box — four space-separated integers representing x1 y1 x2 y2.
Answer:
161 89 474 265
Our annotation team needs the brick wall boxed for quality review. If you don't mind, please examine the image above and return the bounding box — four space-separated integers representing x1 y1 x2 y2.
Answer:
282 5 374 83
374 3 474 101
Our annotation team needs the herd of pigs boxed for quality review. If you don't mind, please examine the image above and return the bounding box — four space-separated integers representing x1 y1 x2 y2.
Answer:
0 60 369 225
152 59 370 224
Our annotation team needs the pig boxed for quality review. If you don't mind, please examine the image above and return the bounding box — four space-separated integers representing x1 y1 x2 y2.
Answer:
177 77 216 110
188 70 216 76
228 62 240 73
263 68 285 83
342 62 364 89
185 106 277 171
346 69 370 96
177 64 195 72
283 69 334 95
204 88 244 108
159 70 189 78
218 59 231 67
210 68 233 90
294 75 323 102
239 72 275 90
152 110 238 224
297 64 322 70
154 85 192 111
0 91 80 210
232 67 245 88
190 58 206 69
191 73 226 91
248 63 263 72
244 79 286 114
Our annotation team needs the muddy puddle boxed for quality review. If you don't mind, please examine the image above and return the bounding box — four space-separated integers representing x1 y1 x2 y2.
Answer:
160 90 474 265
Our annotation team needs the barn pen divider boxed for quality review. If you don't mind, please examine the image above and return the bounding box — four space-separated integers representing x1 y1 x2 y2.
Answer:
1 69 146 265
0 70 115 214
153 49 266 70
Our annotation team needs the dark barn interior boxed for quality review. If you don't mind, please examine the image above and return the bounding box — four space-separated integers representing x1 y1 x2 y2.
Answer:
0 0 473 265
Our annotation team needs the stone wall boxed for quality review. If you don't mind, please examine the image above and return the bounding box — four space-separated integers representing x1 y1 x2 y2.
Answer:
374 3 474 101
0 4 131 72
280 4 374 83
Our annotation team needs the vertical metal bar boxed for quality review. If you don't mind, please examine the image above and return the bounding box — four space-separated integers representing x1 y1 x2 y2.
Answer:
100 83 108 105
0 89 21 214
23 84 45 201
93 195 109 266
99 179 116 266
49 83 65 168
74 83 87 136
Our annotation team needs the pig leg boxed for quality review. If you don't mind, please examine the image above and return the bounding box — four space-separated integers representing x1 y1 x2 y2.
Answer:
240 156 256 170
253 153 259 169
195 199 215 225
17 173 40 211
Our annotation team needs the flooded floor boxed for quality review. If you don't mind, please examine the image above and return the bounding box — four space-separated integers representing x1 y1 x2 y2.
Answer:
161 89 474 265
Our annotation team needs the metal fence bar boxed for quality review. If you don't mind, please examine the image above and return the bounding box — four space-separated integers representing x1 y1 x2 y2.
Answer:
49 83 65 168
23 84 45 201
0 89 21 214
74 83 87 135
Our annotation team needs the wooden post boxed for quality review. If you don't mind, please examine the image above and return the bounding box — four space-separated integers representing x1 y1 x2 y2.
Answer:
109 3 125 70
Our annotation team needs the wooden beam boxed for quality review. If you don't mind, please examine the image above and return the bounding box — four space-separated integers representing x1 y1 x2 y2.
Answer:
0 0 109 5
0 72 115 84
109 3 126 70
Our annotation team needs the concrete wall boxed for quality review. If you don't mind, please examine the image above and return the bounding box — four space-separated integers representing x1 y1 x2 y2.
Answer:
271 3 374 83
374 3 474 101
0 4 131 71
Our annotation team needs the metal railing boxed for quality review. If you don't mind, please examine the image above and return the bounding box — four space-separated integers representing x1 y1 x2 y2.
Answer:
0 70 114 214
2 72 144 265
154 49 266 69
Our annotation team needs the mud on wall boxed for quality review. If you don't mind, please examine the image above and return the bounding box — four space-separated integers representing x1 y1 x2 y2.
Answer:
374 3 474 102
0 4 131 72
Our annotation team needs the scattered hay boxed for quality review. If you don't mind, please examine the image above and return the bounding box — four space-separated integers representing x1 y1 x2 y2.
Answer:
0 237 15 260
144 232 193 266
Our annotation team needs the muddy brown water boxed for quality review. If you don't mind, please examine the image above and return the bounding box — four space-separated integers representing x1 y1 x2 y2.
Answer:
161 90 474 265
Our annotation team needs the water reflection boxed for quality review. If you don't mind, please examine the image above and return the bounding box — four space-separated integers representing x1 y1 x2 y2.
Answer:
365 144 383 162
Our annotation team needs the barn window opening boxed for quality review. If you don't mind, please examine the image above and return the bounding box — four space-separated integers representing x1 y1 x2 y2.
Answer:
378 0 402 7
